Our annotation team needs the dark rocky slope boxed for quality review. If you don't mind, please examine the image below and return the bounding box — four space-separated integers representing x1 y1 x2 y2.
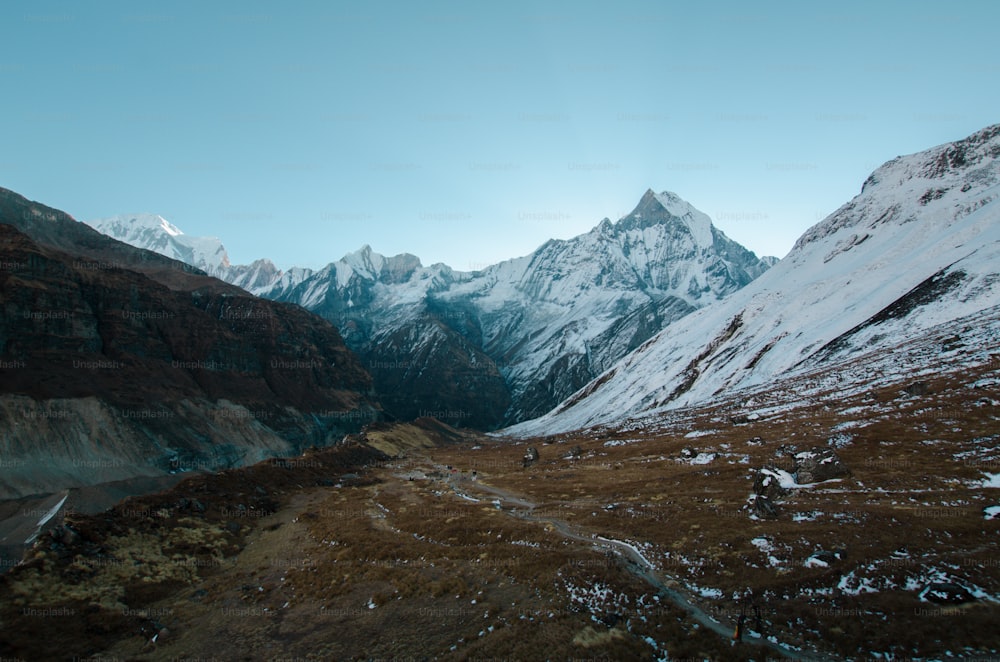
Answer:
0 187 380 499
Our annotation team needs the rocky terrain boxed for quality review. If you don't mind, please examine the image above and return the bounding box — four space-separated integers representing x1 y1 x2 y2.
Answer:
0 348 996 660
0 187 380 503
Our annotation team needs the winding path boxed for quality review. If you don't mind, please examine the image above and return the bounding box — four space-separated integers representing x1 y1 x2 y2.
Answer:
444 471 830 662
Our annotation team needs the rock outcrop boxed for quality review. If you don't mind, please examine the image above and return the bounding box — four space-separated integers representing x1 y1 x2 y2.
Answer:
793 448 849 485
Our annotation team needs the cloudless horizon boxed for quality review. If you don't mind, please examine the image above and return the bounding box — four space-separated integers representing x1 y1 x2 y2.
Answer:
3 1 998 270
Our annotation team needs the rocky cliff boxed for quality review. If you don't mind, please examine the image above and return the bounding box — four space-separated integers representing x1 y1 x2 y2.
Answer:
0 187 380 499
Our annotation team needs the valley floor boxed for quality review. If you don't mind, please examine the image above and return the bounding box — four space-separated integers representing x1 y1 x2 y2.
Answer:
1 356 999 661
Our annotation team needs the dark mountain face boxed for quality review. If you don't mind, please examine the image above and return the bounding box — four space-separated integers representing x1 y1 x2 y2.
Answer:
0 188 237 295
362 315 511 428
0 187 380 499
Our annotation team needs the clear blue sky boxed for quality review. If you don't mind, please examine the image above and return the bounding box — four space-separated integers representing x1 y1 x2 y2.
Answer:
3 1 997 270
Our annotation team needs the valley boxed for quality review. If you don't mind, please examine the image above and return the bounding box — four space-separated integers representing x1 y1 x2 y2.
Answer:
2 125 999 660
1 343 997 660
5 3 1000 659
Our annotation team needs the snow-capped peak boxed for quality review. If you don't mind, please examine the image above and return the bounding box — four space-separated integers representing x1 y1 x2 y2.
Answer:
507 123 1000 437
89 188 774 428
616 188 716 248
156 215 183 237
341 244 384 276
92 212 183 237
87 213 231 274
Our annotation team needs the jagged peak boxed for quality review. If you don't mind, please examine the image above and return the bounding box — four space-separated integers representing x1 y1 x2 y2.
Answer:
341 243 374 259
616 188 716 248
340 245 423 268
336 245 424 286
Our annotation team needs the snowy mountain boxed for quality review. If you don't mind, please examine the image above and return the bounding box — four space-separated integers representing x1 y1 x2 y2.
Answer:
508 124 1000 436
86 213 231 277
431 189 771 422
89 192 774 428
248 190 771 427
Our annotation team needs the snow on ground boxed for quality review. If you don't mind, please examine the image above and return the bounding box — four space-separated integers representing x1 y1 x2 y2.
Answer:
24 491 69 545
560 576 636 623
602 438 642 447
758 467 840 490
689 584 724 599
750 537 786 567
681 452 716 465
792 511 824 522
837 569 882 596
682 429 719 439
981 473 1000 488
597 536 656 570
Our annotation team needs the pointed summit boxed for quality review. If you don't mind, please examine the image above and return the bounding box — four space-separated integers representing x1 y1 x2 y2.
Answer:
617 189 715 248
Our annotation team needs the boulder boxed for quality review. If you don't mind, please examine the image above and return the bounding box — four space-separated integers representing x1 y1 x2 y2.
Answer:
523 446 539 467
808 549 845 566
794 448 849 484
752 469 787 500
919 582 976 604
748 494 779 519
49 524 81 547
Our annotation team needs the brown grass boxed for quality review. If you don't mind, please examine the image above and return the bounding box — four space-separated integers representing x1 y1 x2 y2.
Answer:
0 358 997 660
428 356 1000 660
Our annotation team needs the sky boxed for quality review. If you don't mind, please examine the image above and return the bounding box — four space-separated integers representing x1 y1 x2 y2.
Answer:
2 0 998 271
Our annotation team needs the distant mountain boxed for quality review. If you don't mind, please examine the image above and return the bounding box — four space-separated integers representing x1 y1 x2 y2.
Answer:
90 191 776 428
87 213 231 277
0 187 380 499
508 124 1000 436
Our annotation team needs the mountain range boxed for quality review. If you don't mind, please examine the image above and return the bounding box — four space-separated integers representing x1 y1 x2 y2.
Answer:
88 190 776 428
3 124 1000 661
509 123 1000 436
48 123 1000 441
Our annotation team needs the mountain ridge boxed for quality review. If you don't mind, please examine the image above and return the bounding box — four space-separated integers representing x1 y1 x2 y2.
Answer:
89 190 776 428
508 123 1000 436
0 187 381 499
87 213 231 276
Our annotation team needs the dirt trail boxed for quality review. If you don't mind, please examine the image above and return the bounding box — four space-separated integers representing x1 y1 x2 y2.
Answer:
445 470 831 662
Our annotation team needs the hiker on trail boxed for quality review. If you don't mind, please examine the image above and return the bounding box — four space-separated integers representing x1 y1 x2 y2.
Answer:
732 613 746 641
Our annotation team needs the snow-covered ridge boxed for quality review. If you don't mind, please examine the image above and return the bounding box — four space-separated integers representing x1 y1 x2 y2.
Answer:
90 190 775 427
507 123 1000 436
86 213 231 275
